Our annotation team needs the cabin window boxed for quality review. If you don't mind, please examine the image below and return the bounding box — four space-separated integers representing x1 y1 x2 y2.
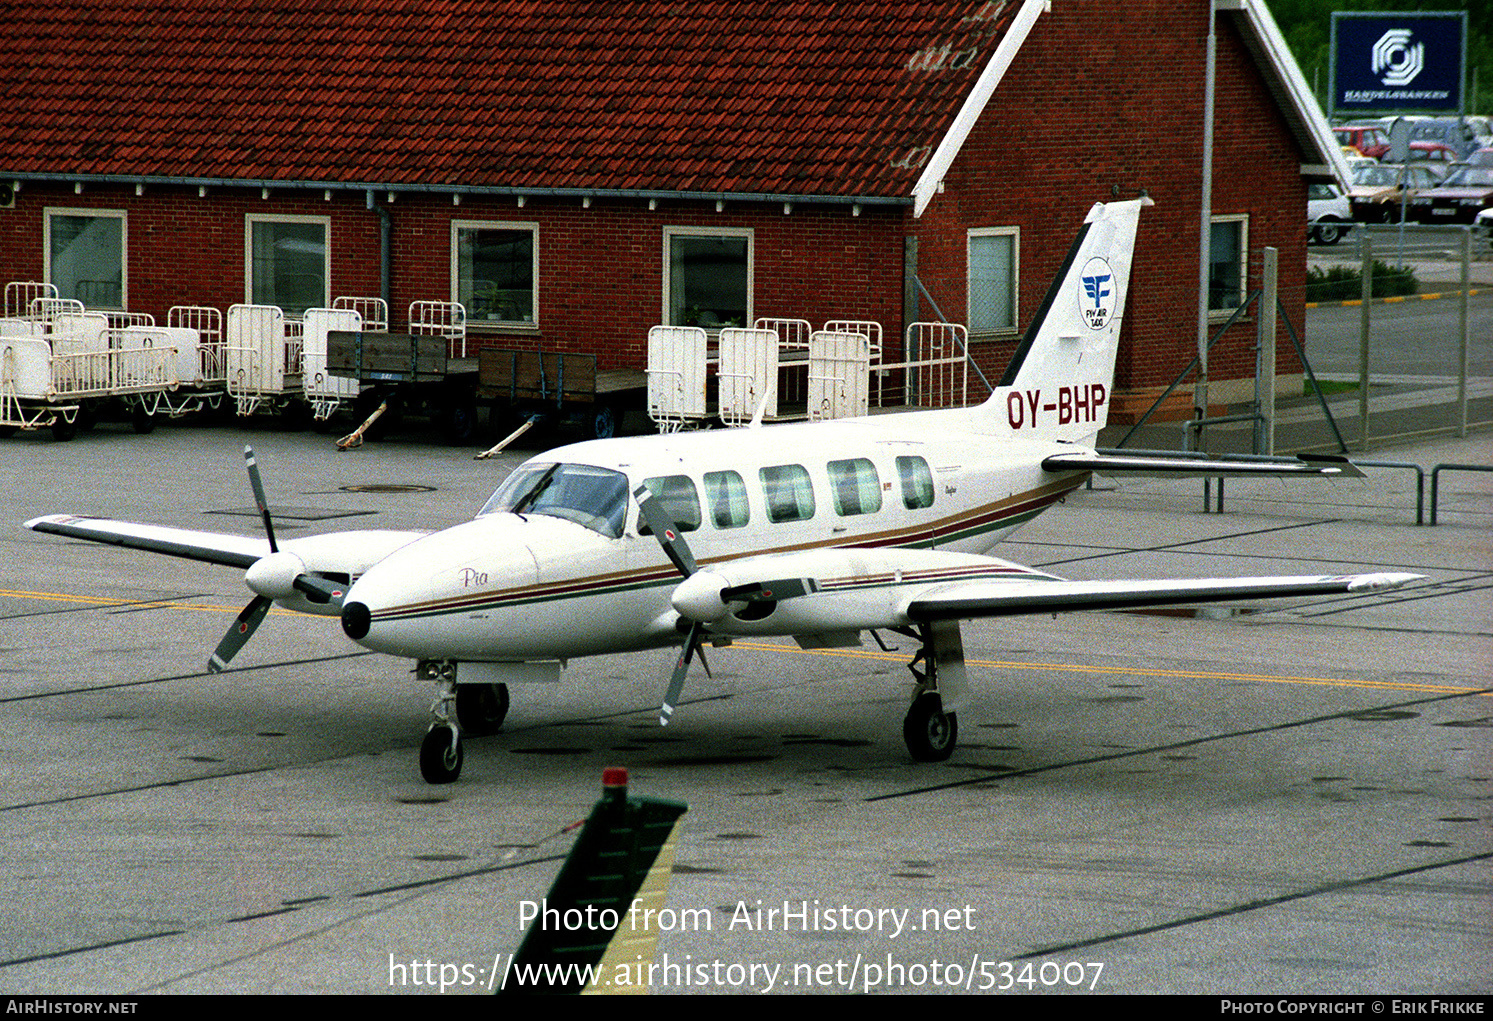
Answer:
453 221 538 326
896 455 935 510
704 470 750 529
478 462 629 538
1208 214 1248 315
663 227 752 329
967 227 1018 335
637 475 702 534
760 464 815 523
45 209 126 309
246 215 329 316
828 458 882 516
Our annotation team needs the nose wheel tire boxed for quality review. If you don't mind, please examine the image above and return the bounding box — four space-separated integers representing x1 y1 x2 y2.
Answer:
903 694 958 762
420 725 463 784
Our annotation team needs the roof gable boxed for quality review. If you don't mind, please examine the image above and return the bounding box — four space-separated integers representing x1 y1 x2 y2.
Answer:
2 0 1030 200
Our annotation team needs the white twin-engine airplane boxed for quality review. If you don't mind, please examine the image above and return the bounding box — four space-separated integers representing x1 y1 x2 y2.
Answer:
27 198 1420 783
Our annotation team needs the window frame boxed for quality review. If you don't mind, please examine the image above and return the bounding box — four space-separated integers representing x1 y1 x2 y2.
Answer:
1207 214 1248 319
662 226 754 331
966 226 1019 337
451 219 540 329
44 207 127 310
244 214 331 315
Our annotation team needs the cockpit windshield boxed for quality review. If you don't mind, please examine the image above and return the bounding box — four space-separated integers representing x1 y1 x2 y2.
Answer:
478 462 629 538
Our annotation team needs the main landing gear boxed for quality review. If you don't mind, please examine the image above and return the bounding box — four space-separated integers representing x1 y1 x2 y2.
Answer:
892 621 968 762
417 663 509 784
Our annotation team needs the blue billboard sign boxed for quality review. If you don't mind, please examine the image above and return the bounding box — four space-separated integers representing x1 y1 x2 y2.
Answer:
1332 12 1465 114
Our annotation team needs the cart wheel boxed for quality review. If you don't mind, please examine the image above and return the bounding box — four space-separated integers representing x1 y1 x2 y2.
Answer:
130 405 156 434
592 403 617 439
440 400 478 446
51 417 79 442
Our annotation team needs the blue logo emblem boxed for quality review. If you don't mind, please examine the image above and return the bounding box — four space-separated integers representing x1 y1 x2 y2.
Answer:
1078 257 1115 330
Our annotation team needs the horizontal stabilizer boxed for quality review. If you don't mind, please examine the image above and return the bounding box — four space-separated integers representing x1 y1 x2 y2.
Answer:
1042 451 1365 479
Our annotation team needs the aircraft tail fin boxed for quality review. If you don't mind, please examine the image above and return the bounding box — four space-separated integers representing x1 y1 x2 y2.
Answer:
983 197 1150 442
501 767 687 995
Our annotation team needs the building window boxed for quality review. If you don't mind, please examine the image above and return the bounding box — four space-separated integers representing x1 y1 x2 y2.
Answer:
828 458 882 516
967 227 1018 335
45 209 125 308
453 221 537 326
1208 215 1248 314
664 228 752 329
246 216 328 315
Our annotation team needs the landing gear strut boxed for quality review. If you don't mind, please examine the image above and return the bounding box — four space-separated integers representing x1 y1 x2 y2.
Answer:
897 621 968 762
420 672 463 784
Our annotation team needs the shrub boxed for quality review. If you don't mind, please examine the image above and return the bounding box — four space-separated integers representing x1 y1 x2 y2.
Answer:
1306 262 1418 302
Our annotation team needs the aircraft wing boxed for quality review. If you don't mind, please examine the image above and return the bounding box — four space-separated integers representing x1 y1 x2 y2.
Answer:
25 513 429 576
901 572 1421 622
26 514 269 569
1042 450 1365 478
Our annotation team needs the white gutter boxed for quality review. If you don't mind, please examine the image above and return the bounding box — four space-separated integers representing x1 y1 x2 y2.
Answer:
911 0 1050 217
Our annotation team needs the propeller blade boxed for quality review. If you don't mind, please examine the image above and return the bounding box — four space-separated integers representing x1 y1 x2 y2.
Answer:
633 483 697 577
660 621 703 725
208 595 272 673
243 445 278 553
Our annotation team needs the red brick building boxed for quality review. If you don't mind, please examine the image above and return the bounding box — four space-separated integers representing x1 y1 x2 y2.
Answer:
0 0 1346 416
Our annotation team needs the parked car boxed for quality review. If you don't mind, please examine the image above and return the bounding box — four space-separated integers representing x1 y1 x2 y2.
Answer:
1474 207 1493 252
1348 163 1439 223
1404 141 1462 177
1334 124 1390 160
1408 165 1493 224
1307 183 1353 245
1466 147 1493 168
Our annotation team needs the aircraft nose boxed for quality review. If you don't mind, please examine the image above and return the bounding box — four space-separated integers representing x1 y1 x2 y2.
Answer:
341 600 371 640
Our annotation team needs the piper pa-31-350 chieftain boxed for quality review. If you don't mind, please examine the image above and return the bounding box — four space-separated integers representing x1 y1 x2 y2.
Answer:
27 198 1419 783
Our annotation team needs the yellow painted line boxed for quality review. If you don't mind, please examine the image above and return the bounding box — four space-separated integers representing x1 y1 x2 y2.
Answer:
1305 287 1483 310
0 589 304 617
731 640 1487 697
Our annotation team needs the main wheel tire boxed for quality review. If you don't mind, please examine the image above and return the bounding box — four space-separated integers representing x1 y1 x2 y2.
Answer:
455 683 509 736
419 726 463 784
903 694 958 762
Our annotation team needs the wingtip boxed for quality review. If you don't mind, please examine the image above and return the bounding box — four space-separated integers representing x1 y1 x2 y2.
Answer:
1346 572 1424 592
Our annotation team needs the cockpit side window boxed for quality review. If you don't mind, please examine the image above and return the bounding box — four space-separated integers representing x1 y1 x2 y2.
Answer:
478 462 629 538
637 475 702 534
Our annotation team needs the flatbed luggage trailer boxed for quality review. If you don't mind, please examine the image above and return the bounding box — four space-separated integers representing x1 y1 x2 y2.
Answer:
1 287 180 439
325 301 478 443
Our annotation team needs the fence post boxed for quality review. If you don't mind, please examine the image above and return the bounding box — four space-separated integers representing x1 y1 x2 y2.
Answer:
1258 246 1277 455
1459 227 1470 439
1358 231 1372 451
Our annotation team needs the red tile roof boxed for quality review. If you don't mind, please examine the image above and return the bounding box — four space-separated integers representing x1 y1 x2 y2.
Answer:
2 0 1023 199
